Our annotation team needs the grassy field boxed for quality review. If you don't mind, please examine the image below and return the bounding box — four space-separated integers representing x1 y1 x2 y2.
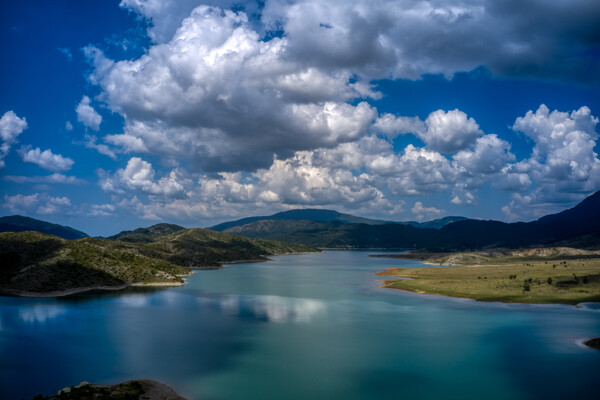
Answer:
376 248 600 305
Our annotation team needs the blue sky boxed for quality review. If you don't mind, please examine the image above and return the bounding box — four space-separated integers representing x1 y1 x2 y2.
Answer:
1 0 600 236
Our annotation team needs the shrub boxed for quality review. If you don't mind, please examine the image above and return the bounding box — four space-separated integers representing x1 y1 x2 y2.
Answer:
547 277 552 285
523 281 531 291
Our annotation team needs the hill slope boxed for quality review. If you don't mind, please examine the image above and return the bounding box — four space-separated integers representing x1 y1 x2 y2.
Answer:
116 226 318 267
0 215 88 239
0 231 190 295
0 226 317 296
108 223 185 242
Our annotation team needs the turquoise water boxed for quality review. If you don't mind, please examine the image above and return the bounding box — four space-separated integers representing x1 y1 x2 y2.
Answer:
1 251 599 399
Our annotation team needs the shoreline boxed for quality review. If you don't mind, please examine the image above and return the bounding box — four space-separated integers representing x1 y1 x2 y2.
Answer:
1 277 191 298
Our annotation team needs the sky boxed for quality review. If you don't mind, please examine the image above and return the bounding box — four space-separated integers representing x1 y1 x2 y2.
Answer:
1 0 600 237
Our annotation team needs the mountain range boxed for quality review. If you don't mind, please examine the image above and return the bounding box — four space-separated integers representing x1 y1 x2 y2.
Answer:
1 190 600 253
209 191 600 250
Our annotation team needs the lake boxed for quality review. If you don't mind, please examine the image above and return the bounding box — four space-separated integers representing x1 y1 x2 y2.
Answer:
1 250 599 399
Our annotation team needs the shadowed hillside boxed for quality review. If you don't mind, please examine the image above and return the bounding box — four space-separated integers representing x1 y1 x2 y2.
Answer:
0 215 88 239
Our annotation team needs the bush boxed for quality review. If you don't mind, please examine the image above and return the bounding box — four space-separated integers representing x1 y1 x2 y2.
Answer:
523 281 531 291
547 277 552 285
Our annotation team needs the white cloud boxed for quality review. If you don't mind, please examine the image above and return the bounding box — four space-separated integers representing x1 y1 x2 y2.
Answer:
84 134 117 159
18 147 74 172
65 121 73 131
373 114 425 139
373 109 483 153
383 145 457 195
88 204 116 217
411 201 443 221
512 105 600 194
262 0 600 83
453 134 514 175
76 96 102 130
0 110 27 169
104 133 148 153
100 157 189 199
85 6 377 172
4 173 85 184
3 193 72 215
119 0 254 44
494 172 532 193
501 105 600 218
423 109 483 153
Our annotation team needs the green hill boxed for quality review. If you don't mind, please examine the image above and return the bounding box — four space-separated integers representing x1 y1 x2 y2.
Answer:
0 227 317 296
107 223 185 242
0 231 189 295
113 226 318 267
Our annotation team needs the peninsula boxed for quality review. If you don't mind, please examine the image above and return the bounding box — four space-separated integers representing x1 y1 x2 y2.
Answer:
0 224 317 297
375 248 600 305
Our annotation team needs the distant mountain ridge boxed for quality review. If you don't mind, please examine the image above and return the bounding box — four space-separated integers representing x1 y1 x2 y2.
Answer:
210 191 600 250
400 216 469 230
0 215 88 240
209 209 391 231
210 209 464 231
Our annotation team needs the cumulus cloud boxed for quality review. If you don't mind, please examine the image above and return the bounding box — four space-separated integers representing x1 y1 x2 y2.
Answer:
76 96 102 130
381 145 458 195
3 193 72 215
85 6 382 172
261 0 600 82
18 147 74 172
0 110 27 169
374 109 483 153
119 0 263 44
100 157 189 198
501 105 600 218
453 134 515 175
513 105 600 192
411 201 443 221
120 0 600 83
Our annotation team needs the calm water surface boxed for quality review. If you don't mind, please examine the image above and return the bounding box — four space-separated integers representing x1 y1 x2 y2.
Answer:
1 251 599 399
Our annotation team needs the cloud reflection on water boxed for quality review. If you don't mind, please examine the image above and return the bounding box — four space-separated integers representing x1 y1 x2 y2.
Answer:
202 293 327 323
113 288 327 324
18 304 66 324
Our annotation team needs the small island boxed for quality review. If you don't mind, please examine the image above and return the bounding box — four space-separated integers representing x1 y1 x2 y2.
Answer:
33 379 186 400
375 248 600 305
